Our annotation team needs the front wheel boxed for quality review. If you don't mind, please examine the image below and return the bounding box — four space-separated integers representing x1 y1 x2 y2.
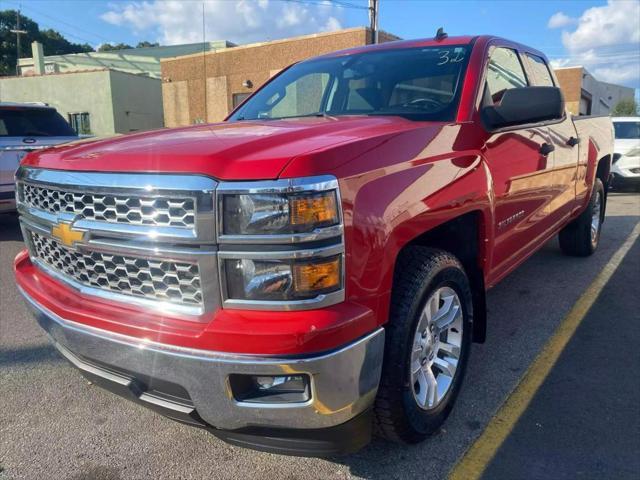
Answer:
559 178 605 257
374 247 473 443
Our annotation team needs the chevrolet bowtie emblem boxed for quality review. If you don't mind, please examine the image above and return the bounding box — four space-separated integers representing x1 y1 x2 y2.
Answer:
51 222 85 247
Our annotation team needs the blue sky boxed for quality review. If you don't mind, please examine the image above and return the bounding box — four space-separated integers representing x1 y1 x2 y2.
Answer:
5 0 639 90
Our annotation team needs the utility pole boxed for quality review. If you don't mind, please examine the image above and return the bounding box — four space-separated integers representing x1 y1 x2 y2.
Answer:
368 0 379 44
10 10 28 76
202 2 207 123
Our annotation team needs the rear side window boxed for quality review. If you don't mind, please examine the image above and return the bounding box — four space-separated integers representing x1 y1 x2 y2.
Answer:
0 108 76 137
613 121 640 139
484 47 528 105
525 54 555 87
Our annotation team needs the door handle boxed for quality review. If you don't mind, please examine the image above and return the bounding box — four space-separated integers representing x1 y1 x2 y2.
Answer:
539 143 555 156
567 136 580 147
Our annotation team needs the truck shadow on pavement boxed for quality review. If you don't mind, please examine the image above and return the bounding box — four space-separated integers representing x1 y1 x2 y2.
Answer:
0 213 23 242
0 344 64 367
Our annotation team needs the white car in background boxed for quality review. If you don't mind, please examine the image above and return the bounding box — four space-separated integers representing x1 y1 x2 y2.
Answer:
1 103 80 213
611 116 640 190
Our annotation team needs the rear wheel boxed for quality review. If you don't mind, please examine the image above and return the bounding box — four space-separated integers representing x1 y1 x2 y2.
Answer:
374 247 472 443
559 178 605 257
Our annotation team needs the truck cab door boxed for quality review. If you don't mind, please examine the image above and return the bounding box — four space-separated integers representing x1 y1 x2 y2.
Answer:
523 53 580 227
480 47 557 279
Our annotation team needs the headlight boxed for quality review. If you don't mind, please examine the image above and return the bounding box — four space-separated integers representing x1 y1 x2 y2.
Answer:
224 255 342 301
221 190 339 236
217 176 344 308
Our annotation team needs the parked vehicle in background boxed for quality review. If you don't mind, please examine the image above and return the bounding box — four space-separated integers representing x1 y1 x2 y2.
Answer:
0 103 79 213
611 117 640 190
14 34 614 456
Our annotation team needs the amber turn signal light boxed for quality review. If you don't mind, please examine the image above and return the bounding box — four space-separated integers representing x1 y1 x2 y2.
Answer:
293 256 341 294
289 191 338 228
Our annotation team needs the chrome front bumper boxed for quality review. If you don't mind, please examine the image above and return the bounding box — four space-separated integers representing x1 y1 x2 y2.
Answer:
20 287 384 432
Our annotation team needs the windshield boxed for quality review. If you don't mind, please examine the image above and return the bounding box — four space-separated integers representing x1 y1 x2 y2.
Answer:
229 45 470 122
0 108 76 137
613 121 640 140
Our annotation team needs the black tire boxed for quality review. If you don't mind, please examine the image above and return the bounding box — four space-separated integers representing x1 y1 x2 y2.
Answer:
559 178 605 257
373 247 473 443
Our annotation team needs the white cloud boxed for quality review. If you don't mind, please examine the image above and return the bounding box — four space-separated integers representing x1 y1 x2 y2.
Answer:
548 12 577 29
560 0 639 52
548 0 640 87
101 0 344 46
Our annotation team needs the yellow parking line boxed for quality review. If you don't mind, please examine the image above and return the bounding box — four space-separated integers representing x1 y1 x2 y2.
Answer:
449 222 640 480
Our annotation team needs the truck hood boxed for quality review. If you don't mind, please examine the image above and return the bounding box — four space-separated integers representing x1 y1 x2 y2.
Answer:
22 117 430 180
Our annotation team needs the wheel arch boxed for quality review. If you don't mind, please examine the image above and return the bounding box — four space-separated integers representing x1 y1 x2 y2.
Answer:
394 211 488 343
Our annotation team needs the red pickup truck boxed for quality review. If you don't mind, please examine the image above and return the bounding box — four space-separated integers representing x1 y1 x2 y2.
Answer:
14 35 613 456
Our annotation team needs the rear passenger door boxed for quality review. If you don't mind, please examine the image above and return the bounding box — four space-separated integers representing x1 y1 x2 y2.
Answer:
524 53 580 225
481 47 556 277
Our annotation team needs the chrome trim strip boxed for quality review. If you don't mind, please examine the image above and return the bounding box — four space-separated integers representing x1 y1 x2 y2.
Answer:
216 175 339 195
216 176 344 245
19 205 201 241
16 167 217 192
218 224 344 245
222 290 346 311
217 243 343 260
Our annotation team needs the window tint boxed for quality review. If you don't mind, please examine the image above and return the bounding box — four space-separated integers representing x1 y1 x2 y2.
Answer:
0 108 76 137
526 54 555 87
484 48 528 105
613 121 640 139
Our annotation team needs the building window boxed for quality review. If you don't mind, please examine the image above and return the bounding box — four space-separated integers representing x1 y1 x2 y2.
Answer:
579 89 592 116
233 93 251 109
68 112 91 135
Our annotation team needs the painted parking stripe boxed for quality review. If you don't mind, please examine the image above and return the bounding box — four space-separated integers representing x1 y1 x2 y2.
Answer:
449 222 640 480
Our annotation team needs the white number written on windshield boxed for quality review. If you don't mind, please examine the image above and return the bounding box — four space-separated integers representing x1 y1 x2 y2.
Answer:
437 48 466 66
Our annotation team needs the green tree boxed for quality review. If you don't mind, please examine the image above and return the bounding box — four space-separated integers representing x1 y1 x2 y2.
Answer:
136 41 160 48
97 43 134 52
612 98 639 116
0 10 94 76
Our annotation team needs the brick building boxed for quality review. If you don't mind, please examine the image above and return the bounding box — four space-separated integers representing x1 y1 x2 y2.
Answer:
554 66 635 116
160 27 399 126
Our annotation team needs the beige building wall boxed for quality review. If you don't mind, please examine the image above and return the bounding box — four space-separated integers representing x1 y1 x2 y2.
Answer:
109 70 164 133
555 67 583 115
554 66 635 116
0 70 116 134
0 69 164 135
161 27 399 126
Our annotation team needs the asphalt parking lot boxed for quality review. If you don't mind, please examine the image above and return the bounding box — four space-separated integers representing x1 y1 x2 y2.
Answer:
1 193 639 480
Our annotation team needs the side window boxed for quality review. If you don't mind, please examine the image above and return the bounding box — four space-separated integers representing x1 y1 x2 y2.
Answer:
484 47 528 106
525 54 555 87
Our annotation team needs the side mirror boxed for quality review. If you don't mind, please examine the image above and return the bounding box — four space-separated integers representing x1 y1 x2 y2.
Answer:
482 86 564 131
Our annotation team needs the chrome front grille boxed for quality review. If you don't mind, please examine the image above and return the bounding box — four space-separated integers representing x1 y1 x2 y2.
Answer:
22 183 196 228
30 232 203 307
16 167 219 317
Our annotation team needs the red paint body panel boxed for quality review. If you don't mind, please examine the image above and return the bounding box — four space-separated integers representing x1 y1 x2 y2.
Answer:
14 35 613 354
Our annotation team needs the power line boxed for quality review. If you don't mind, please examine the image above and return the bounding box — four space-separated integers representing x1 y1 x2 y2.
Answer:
5 0 111 43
